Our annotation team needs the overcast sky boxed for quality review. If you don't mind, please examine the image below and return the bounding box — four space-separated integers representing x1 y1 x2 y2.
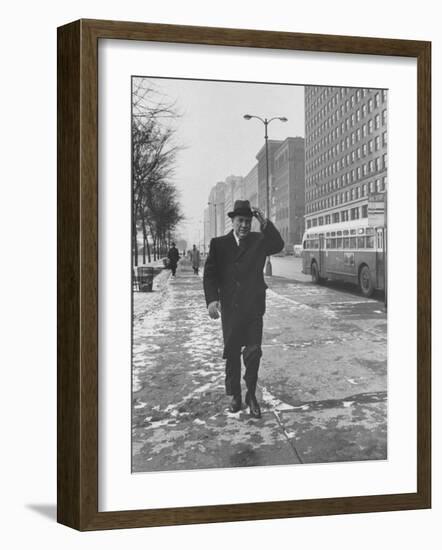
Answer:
136 77 305 245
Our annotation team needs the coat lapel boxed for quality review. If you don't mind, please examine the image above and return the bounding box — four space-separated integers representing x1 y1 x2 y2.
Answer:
234 234 250 262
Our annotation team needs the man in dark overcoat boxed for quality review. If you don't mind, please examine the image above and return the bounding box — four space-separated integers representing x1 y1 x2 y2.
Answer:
203 200 284 418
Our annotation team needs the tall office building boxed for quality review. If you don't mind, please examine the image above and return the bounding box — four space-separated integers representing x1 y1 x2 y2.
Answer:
224 175 244 232
256 140 283 215
304 86 388 230
272 137 305 249
207 180 226 240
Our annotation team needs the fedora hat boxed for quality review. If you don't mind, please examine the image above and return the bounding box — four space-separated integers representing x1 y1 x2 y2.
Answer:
228 200 253 218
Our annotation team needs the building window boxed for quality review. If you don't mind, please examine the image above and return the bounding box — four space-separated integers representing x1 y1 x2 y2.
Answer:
362 183 367 196
375 136 380 151
383 153 388 168
375 92 380 108
368 98 373 113
375 157 381 171
368 119 374 133
362 123 367 137
382 131 387 146
382 89 388 102
382 109 387 125
361 205 368 218
375 114 380 129
368 140 374 153
369 160 374 173
362 104 367 117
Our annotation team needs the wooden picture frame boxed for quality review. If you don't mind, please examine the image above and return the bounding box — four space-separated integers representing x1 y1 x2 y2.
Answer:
57 18 431 530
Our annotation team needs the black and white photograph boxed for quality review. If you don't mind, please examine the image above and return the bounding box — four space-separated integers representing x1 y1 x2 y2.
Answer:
131 76 388 473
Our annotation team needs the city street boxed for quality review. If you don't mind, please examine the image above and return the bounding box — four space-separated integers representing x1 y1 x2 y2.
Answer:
132 258 387 472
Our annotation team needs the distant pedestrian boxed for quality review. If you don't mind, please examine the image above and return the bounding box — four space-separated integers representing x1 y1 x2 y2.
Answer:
203 200 284 418
190 244 201 275
167 242 180 277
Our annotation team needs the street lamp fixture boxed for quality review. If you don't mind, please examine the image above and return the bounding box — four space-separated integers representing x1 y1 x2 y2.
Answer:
243 113 288 276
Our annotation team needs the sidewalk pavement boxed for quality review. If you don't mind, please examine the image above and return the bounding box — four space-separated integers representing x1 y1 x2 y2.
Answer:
132 258 387 472
132 260 301 472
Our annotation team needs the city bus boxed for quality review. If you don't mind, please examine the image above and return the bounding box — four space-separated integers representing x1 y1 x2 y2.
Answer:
301 219 386 297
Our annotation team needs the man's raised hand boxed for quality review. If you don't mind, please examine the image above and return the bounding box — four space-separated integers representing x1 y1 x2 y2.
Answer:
251 206 266 225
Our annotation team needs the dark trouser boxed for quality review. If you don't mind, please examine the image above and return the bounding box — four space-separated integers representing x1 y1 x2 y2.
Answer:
225 344 262 397
224 315 263 397
170 262 177 275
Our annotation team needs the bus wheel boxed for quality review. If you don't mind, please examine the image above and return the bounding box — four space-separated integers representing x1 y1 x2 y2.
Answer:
359 265 374 297
311 262 320 284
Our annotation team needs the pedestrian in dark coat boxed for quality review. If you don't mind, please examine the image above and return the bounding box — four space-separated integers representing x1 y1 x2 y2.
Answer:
203 200 284 417
167 242 180 276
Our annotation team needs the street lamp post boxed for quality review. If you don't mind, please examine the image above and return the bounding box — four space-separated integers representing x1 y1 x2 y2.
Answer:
243 114 288 276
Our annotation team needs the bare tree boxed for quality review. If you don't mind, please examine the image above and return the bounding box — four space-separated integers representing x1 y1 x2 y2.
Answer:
132 78 183 266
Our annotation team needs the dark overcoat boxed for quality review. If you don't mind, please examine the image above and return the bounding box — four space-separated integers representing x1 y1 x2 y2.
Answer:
203 221 284 358
167 247 179 265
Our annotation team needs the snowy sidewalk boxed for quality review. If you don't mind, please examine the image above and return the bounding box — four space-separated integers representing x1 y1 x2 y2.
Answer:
132 262 299 472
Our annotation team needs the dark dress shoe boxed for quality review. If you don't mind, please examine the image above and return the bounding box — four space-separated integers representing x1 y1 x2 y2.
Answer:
229 394 242 413
245 392 261 418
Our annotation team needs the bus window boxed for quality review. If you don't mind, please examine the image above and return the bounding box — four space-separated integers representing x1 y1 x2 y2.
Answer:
343 237 350 248
336 238 343 249
326 238 332 248
303 240 307 249
377 230 384 249
357 237 365 248
366 236 374 248
331 238 336 248
350 237 356 248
